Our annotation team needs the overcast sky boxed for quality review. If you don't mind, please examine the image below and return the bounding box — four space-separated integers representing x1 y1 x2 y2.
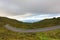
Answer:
0 0 60 22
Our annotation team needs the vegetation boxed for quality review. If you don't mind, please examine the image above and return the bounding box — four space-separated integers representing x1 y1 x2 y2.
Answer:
0 17 60 29
32 17 60 28
0 17 60 40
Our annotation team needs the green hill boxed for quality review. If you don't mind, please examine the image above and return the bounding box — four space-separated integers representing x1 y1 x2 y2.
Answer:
0 17 31 29
32 17 60 28
0 17 60 40
0 17 60 29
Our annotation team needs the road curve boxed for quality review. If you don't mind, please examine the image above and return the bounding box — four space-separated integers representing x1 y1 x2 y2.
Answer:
4 24 60 33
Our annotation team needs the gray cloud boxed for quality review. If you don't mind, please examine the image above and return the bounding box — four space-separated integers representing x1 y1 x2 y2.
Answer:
0 0 60 16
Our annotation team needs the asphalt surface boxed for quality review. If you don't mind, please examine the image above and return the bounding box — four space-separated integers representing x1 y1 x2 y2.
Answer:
4 24 60 33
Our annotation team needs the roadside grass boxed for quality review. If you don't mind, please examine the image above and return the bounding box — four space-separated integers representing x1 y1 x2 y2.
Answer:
36 29 60 40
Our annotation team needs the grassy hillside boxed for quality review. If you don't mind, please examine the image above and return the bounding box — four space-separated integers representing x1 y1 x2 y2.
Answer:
32 17 60 28
0 17 60 29
0 17 32 29
0 17 60 40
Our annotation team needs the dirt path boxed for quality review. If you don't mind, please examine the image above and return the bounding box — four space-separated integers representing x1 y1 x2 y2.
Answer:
4 24 60 33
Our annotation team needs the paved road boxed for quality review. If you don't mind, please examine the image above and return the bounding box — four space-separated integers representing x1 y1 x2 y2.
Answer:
4 24 60 33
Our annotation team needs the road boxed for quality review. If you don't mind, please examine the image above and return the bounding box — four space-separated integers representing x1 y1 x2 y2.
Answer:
4 24 60 33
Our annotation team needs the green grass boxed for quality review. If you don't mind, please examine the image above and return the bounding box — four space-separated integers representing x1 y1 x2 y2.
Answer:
36 29 60 40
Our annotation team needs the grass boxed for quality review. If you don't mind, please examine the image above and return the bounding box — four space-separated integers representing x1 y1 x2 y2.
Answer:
36 29 60 40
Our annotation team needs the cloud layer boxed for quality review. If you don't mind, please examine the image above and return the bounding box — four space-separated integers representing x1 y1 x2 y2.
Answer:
8 14 60 22
0 0 60 16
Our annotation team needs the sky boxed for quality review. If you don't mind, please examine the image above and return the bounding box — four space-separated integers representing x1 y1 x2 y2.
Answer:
0 0 60 22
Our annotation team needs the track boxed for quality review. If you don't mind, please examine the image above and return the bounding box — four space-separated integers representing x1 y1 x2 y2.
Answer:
4 24 60 33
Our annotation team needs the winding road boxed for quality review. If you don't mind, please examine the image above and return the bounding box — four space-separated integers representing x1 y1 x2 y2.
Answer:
4 24 60 33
